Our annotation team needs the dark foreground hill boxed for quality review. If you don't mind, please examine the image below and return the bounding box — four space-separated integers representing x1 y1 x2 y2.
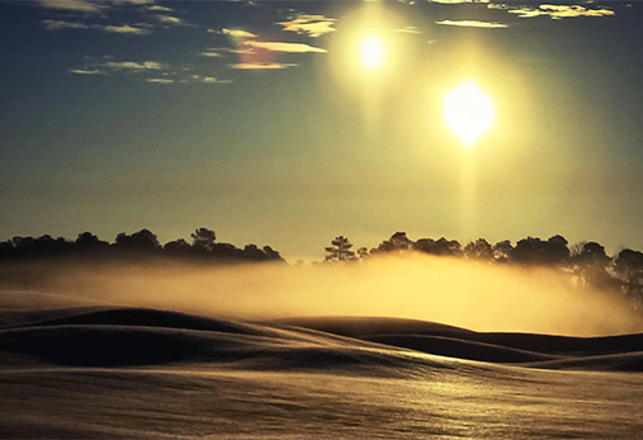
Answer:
0 307 641 372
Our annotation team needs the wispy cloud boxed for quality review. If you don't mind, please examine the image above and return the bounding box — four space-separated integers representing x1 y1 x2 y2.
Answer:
490 4 615 19
430 0 490 3
188 75 232 85
103 24 150 34
43 20 150 35
394 26 422 34
39 0 103 13
229 62 297 70
112 0 155 5
244 41 327 54
147 4 173 12
39 0 189 34
102 60 165 71
69 68 104 75
436 19 508 28
220 28 258 39
71 58 231 85
42 19 90 30
155 14 184 26
201 50 223 58
146 78 174 84
277 14 336 38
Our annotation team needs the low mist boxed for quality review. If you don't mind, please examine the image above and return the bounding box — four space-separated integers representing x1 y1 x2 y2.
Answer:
1 254 641 336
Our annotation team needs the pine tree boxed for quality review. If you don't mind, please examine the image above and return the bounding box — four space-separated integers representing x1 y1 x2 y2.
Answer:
325 236 356 262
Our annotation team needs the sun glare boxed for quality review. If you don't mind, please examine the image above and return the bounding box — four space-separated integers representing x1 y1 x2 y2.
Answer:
358 34 386 72
444 81 494 147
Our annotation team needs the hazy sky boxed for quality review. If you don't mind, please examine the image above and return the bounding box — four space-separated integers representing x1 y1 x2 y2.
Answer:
1 0 641 260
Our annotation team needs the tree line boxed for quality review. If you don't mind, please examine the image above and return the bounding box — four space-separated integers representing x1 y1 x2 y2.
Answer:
0 228 283 263
325 232 643 301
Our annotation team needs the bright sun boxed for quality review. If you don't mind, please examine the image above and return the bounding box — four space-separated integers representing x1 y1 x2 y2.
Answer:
358 34 386 72
444 81 494 147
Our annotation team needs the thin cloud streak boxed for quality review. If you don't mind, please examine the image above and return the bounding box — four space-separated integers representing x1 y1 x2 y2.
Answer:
436 19 508 28
42 20 151 35
229 62 297 70
39 0 103 13
221 28 258 39
103 24 150 34
69 68 104 75
490 4 615 19
244 41 327 54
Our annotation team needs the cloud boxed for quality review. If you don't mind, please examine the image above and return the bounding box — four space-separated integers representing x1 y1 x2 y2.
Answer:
42 19 90 30
38 0 103 13
277 14 336 37
220 28 258 39
199 76 232 84
155 14 184 26
147 5 173 12
244 41 327 54
103 24 150 34
429 0 489 3
71 58 231 86
229 62 297 70
43 20 150 35
436 19 508 28
491 4 615 19
200 46 255 58
201 50 223 58
112 0 155 4
69 68 104 75
146 78 174 84
102 61 164 71
394 26 422 34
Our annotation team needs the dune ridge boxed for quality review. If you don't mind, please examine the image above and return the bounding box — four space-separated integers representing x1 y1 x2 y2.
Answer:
0 307 641 372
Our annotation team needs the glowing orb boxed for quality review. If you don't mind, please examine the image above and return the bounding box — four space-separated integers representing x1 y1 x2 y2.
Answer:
358 34 386 72
444 81 494 146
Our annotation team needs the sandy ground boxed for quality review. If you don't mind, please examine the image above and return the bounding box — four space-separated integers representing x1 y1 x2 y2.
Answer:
0 307 641 439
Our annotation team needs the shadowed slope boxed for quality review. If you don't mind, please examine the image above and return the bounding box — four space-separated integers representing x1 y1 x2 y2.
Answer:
0 309 641 371
276 316 643 371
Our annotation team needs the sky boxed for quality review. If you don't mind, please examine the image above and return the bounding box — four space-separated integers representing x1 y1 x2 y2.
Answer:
0 0 641 260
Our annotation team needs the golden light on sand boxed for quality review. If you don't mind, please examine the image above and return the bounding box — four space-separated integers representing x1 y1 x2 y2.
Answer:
444 81 494 147
358 34 386 72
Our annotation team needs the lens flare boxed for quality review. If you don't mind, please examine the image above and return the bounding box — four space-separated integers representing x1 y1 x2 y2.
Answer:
358 34 386 72
444 81 494 147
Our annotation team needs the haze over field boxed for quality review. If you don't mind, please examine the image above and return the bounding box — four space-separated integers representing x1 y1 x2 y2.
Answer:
2 254 642 336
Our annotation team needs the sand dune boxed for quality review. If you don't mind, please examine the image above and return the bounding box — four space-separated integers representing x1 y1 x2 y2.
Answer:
0 307 642 439
0 307 640 372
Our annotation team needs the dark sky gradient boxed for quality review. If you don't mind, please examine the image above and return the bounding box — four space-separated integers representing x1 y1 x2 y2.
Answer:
1 0 641 259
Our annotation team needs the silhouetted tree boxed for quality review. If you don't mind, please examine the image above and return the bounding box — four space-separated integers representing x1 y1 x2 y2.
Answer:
511 235 569 266
0 227 284 265
571 241 611 288
191 227 216 254
75 232 109 255
357 247 369 259
374 232 414 253
414 237 461 256
164 238 192 257
325 236 356 262
262 246 282 261
614 249 643 296
464 238 493 260
114 229 160 254
547 235 570 265
0 240 13 259
492 240 513 263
